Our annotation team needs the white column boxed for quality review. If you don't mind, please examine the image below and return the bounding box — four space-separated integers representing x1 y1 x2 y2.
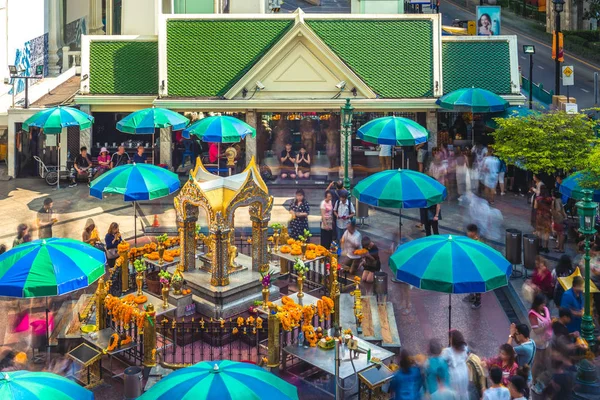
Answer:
60 127 68 170
89 0 105 35
245 110 257 166
47 0 62 76
159 127 172 167
427 110 438 150
7 120 15 178
80 105 92 150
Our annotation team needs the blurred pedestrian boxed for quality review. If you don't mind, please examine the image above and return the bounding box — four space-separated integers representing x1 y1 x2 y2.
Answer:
481 148 500 204
560 276 584 334
320 191 334 249
390 349 423 400
105 222 122 268
507 375 528 400
333 190 355 241
455 149 470 199
36 197 56 239
482 367 510 400
340 220 361 275
464 223 483 309
552 255 574 308
551 189 567 253
442 330 469 399
530 174 545 231
360 236 380 284
12 224 29 248
484 344 518 386
534 185 553 253
528 294 552 382
424 203 441 236
424 339 449 396
529 256 554 300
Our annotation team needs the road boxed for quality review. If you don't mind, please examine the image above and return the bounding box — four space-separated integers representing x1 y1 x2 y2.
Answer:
440 1 600 108
280 0 599 108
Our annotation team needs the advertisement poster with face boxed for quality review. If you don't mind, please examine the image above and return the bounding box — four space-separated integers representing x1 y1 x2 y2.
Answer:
476 6 501 36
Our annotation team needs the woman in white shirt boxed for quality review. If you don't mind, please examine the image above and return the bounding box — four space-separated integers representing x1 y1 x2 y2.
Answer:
379 145 392 171
341 220 362 275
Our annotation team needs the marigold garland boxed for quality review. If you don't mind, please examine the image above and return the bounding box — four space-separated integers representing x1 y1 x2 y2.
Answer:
353 248 368 256
117 241 130 253
106 333 119 352
287 238 295 245
302 325 318 347
256 317 263 329
305 250 316 260
306 243 317 251
237 317 245 327
280 245 291 254
120 335 132 346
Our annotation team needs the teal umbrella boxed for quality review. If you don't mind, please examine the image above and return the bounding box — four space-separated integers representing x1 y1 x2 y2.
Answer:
182 115 256 143
90 163 181 244
352 169 447 240
139 360 298 400
22 106 94 190
436 88 509 113
357 116 428 146
0 238 106 352
116 107 189 134
0 370 94 400
390 234 511 331
559 172 600 202
486 106 538 129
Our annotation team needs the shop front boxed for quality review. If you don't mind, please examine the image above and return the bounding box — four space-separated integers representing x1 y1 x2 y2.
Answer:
74 10 523 185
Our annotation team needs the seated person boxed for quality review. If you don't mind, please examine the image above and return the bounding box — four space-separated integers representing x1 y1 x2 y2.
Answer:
94 147 110 179
110 146 130 169
296 146 311 179
70 146 94 187
208 142 227 168
132 145 147 164
280 143 296 179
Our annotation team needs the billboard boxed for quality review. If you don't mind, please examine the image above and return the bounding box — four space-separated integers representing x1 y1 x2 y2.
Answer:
476 6 501 36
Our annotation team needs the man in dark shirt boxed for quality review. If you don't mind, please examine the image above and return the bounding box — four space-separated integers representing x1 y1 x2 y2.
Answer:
71 146 93 187
111 146 130 169
132 145 147 164
552 308 573 340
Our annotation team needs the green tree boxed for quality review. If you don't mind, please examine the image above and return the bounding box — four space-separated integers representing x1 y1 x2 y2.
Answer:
584 0 600 21
491 111 597 174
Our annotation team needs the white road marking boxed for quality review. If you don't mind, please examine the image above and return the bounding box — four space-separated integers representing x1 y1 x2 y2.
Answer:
581 88 590 93
538 66 545 70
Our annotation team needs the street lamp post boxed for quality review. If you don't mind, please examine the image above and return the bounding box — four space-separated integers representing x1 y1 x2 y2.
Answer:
553 0 564 96
340 98 354 190
523 45 536 109
577 189 597 345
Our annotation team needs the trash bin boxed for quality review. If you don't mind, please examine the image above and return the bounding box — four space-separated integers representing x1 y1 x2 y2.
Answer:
374 272 388 305
505 229 522 265
523 234 540 271
355 198 369 222
124 366 143 399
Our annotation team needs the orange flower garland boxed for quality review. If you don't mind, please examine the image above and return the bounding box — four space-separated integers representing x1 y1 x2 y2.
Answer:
302 305 315 325
106 333 119 352
280 245 291 254
306 243 316 251
120 335 132 346
287 238 295 245
353 248 368 256
117 241 130 253
305 250 316 260
302 325 318 347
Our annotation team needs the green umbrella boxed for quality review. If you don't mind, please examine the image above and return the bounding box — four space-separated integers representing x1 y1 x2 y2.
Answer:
182 115 256 143
116 107 189 134
0 370 94 400
352 169 447 241
22 106 94 190
139 360 298 400
357 116 428 146
436 87 509 113
390 234 511 330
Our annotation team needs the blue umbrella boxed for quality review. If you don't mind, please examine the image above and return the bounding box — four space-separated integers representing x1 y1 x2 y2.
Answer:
90 163 181 244
357 116 428 146
0 370 94 400
390 234 511 330
559 172 600 202
486 106 538 129
352 169 447 241
116 107 189 134
182 115 256 143
139 360 298 400
436 87 509 113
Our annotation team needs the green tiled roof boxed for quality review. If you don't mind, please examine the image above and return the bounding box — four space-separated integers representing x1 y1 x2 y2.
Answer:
307 20 434 98
166 20 293 97
89 41 158 95
442 41 512 95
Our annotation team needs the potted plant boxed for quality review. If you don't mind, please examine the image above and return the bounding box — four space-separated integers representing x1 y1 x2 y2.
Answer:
294 258 308 299
156 234 168 265
159 270 171 309
133 259 146 296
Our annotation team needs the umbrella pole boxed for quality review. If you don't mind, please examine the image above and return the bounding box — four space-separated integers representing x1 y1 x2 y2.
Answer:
152 133 155 165
46 297 50 350
448 293 452 344
57 136 61 191
399 209 402 242
134 201 137 247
